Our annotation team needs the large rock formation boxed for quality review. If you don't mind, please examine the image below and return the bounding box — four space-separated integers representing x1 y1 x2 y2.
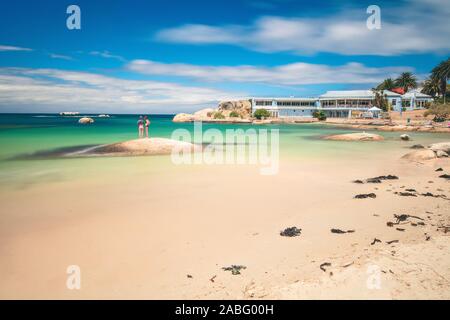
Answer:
173 113 196 122
217 100 252 118
194 108 215 119
69 138 200 157
172 100 253 123
324 132 384 141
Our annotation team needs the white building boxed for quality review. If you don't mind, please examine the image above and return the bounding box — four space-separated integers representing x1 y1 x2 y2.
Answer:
401 90 433 109
250 97 318 118
250 89 432 119
318 90 402 117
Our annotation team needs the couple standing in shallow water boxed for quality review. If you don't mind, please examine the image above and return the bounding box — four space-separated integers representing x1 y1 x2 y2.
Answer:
137 115 151 138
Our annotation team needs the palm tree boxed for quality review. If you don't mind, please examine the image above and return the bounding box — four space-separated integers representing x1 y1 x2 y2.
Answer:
422 77 441 98
371 88 389 112
376 78 396 91
430 58 450 103
395 72 417 92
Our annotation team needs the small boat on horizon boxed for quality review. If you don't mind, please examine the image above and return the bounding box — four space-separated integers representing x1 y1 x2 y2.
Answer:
59 111 80 116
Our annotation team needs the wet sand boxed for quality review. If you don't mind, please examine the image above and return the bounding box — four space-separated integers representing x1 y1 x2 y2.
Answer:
0 147 449 299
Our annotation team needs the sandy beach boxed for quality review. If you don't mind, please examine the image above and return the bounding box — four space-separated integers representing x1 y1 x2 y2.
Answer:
1 0 450 306
0 141 449 299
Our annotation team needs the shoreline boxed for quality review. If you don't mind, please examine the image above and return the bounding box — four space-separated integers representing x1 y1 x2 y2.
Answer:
172 117 450 133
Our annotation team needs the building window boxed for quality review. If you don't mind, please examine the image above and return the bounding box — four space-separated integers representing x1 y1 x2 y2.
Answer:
255 100 272 106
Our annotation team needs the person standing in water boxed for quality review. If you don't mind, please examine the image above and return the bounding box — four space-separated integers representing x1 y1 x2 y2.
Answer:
137 116 144 138
144 116 151 138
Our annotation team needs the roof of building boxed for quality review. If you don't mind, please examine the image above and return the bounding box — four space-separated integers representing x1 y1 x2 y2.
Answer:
390 87 405 95
401 90 432 99
319 90 401 99
382 90 402 97
250 97 317 101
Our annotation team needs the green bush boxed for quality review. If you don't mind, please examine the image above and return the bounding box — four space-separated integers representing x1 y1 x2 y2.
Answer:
312 110 327 121
253 108 271 120
424 103 450 122
229 111 240 118
213 112 225 119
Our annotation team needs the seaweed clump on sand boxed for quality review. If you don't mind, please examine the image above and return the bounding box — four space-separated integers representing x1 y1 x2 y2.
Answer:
280 227 302 237
354 193 376 199
366 175 399 184
222 265 246 275
331 228 355 234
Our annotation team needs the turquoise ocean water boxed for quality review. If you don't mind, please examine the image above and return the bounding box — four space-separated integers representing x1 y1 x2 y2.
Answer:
0 113 448 189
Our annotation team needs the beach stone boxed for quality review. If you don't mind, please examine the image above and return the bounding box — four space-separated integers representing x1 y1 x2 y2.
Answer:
324 132 384 141
428 142 450 154
400 134 410 141
77 137 200 156
436 150 449 158
401 149 437 161
78 117 94 124
410 144 425 149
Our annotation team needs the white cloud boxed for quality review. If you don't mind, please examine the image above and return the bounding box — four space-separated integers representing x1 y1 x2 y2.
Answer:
0 45 33 52
127 59 413 85
155 0 450 56
49 53 74 60
89 50 126 62
0 68 244 113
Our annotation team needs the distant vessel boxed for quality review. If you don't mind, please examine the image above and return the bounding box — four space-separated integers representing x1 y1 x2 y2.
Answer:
59 111 79 116
98 114 110 117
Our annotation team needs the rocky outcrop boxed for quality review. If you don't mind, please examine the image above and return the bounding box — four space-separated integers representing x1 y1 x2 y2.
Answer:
218 100 252 118
194 108 215 119
429 142 450 154
324 132 384 141
173 113 196 122
71 138 200 157
436 150 449 158
401 149 437 161
401 142 450 161
78 117 94 124
172 100 254 123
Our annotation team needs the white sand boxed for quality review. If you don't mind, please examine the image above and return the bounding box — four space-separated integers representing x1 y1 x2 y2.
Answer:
0 151 449 299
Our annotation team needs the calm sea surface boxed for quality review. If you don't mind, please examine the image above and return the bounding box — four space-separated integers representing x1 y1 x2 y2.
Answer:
0 113 448 189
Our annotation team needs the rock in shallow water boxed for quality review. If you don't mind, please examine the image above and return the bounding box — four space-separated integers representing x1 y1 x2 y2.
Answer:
70 138 201 157
400 134 410 141
324 132 384 141
78 117 94 124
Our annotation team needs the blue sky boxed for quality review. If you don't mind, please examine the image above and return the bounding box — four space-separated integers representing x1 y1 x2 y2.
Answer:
0 0 449 113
